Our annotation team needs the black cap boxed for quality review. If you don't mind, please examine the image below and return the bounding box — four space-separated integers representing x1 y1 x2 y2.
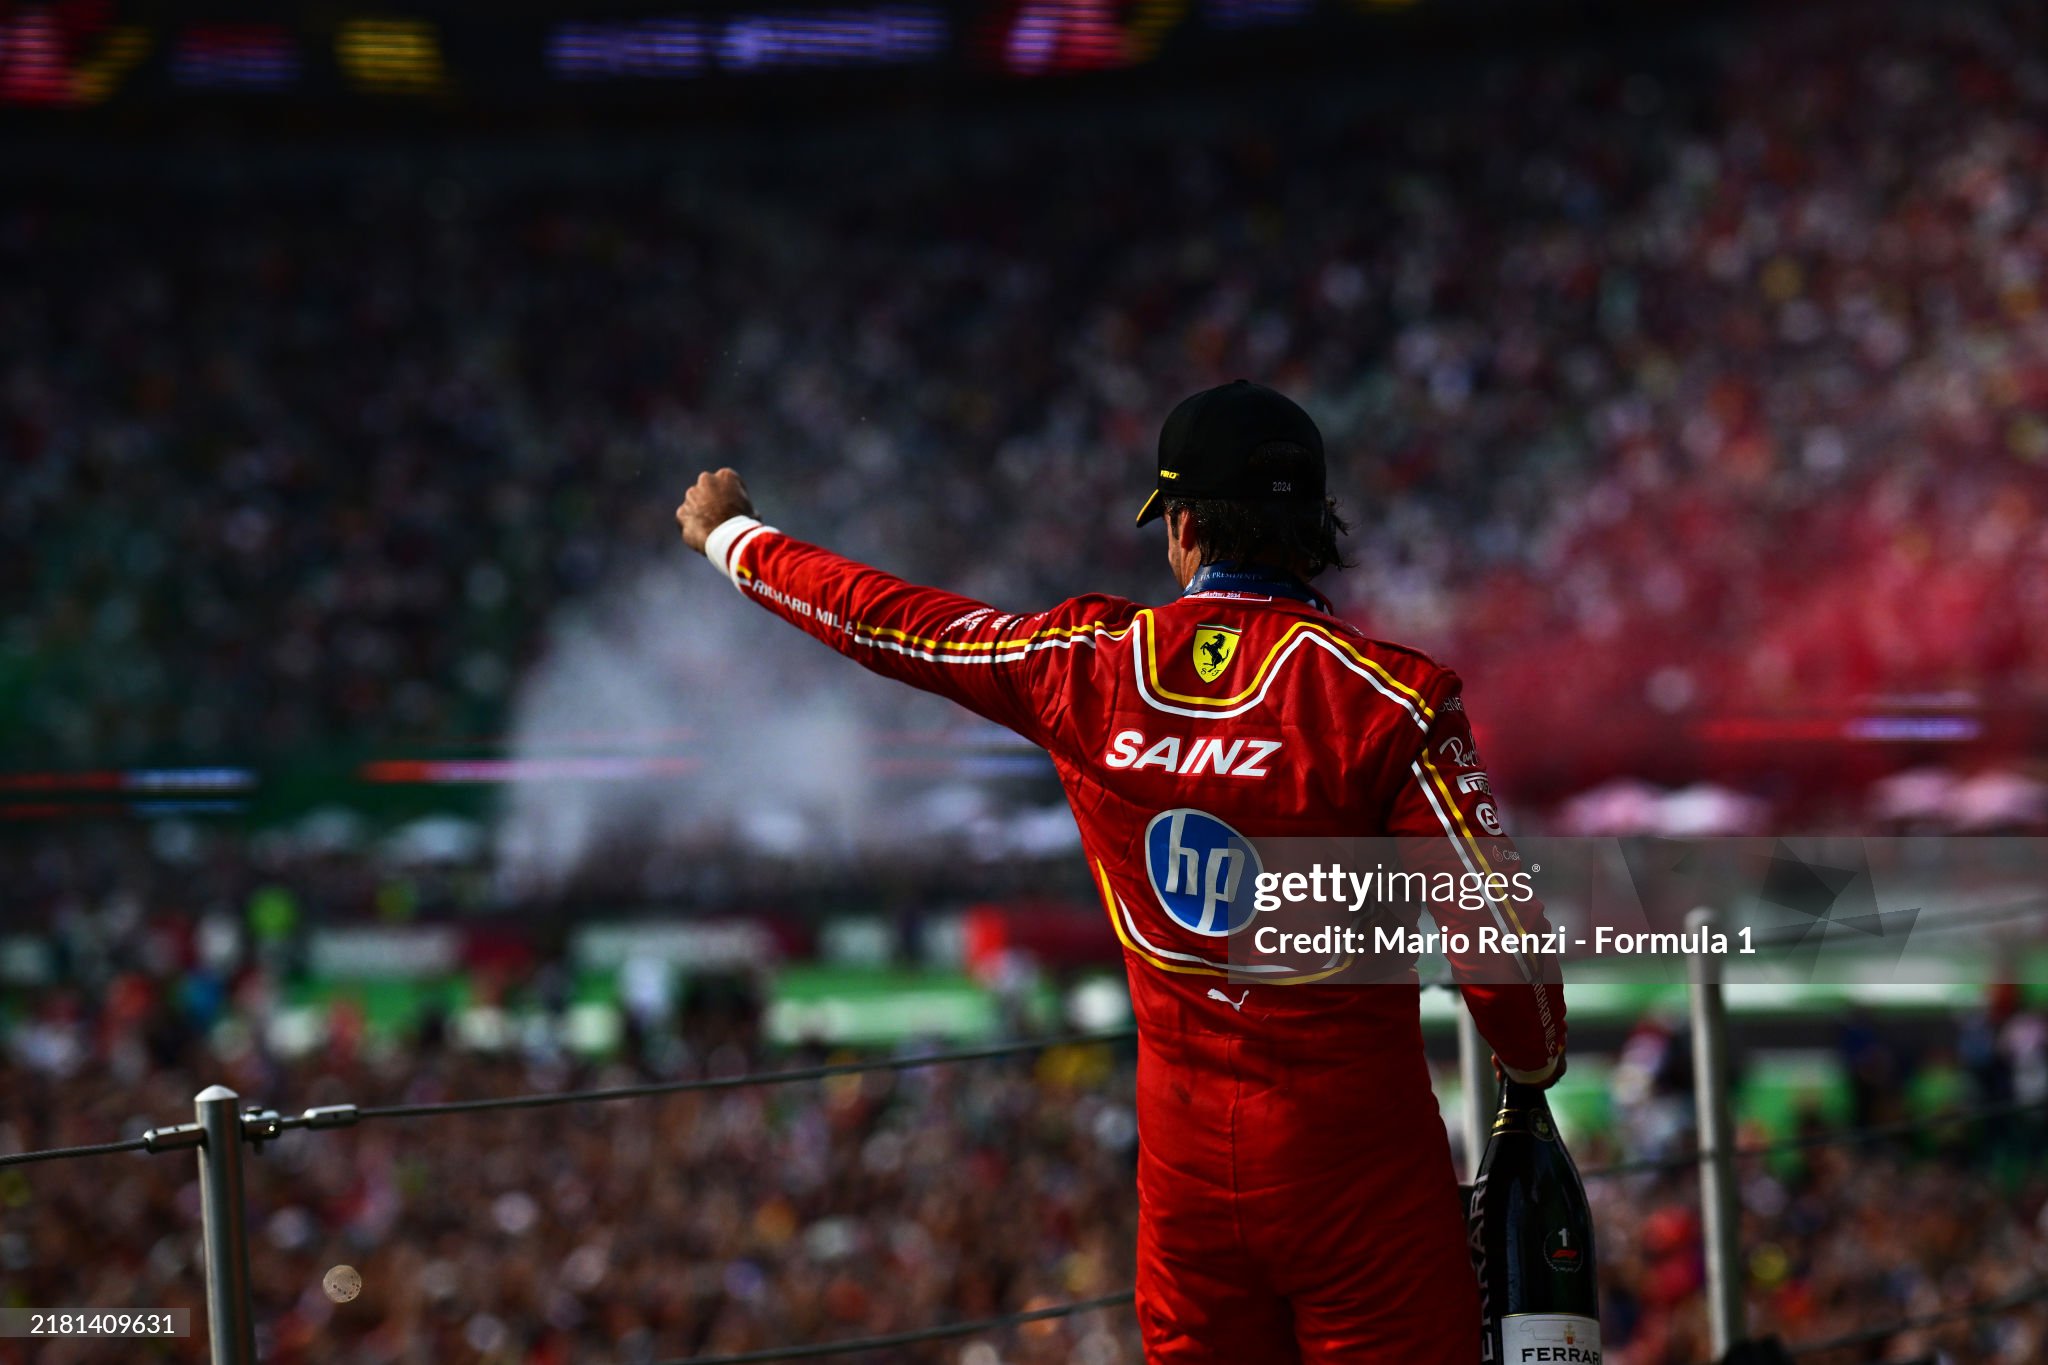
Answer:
1135 380 1326 527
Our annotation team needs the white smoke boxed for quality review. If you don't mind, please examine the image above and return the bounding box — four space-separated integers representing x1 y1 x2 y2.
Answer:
491 558 907 897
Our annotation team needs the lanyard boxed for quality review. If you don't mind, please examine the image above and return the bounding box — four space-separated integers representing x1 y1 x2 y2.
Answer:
1183 562 1330 613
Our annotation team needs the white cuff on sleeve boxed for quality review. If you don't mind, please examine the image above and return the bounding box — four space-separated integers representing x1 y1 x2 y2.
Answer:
703 516 776 588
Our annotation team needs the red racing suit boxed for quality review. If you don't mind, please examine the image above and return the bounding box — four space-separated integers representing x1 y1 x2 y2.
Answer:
704 516 1567 1364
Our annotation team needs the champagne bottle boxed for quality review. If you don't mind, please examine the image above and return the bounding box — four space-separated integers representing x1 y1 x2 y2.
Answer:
1467 1078 1601 1364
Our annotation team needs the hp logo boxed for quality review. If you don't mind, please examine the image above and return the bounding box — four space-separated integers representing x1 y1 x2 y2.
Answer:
1144 809 1262 936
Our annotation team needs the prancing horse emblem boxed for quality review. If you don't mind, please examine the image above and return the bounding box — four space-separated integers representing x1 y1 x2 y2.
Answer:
1192 625 1240 683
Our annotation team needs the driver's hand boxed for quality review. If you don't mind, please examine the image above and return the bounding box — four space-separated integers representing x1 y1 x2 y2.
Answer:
1495 1052 1566 1090
676 468 756 555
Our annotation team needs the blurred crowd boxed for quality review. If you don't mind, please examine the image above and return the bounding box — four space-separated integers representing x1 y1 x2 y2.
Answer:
4 970 2047 1365
1592 996 2048 1364
4 0 2048 810
1 995 1139 1365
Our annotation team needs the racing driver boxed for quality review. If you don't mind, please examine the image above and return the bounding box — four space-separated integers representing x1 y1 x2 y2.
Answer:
675 379 1567 1363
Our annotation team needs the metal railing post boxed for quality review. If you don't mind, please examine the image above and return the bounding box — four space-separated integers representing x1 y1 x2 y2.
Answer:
195 1085 256 1365
1455 999 1493 1182
1686 908 1745 1356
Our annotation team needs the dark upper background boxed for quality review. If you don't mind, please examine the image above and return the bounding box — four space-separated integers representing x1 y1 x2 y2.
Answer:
3 0 2045 871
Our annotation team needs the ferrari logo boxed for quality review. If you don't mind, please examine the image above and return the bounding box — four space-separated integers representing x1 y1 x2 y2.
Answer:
1192 626 1240 683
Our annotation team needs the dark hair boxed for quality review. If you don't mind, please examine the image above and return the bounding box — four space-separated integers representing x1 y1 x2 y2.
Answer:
1163 494 1353 578
1163 441 1351 578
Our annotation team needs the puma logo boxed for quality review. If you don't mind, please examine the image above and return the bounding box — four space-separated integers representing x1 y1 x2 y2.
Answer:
1207 987 1250 1012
